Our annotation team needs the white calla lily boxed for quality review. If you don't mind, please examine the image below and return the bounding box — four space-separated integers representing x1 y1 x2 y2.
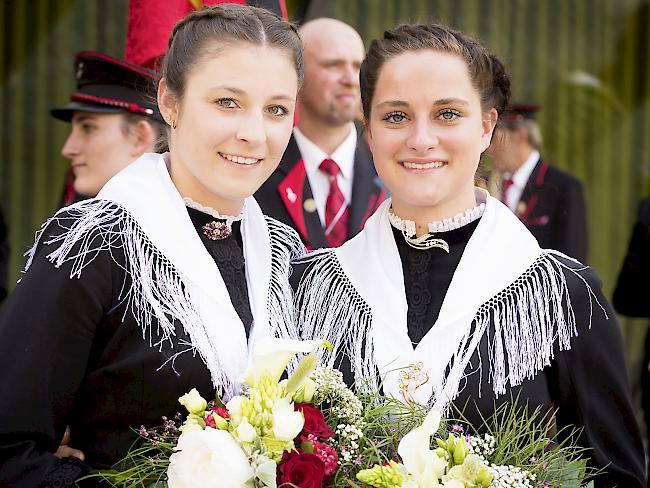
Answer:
398 409 447 487
243 338 331 387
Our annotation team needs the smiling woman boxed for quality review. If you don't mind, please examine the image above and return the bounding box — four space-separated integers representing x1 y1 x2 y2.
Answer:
159 43 298 215
294 22 646 487
0 5 305 487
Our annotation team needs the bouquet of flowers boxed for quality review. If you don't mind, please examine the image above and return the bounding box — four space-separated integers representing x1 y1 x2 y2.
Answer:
86 339 594 488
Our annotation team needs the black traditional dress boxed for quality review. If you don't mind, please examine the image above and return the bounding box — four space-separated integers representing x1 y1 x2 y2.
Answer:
294 189 645 487
0 153 303 487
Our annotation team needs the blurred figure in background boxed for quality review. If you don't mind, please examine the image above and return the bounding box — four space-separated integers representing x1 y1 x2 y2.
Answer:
256 18 386 250
613 196 650 484
53 51 164 202
487 104 588 262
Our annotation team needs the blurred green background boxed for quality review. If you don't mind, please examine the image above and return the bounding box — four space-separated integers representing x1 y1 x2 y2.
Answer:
1 0 649 414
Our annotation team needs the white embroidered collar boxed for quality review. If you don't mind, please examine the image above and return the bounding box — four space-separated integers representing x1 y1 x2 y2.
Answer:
183 197 245 226
387 203 486 236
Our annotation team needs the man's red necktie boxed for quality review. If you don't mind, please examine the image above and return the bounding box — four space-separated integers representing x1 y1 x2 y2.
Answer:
319 158 349 247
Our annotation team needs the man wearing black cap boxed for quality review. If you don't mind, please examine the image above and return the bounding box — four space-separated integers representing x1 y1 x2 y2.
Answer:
53 51 164 199
487 104 588 262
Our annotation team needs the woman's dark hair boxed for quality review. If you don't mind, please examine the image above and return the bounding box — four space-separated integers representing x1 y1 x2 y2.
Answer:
162 4 303 102
360 23 510 120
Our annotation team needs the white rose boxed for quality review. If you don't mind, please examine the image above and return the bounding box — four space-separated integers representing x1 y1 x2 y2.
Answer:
271 397 304 441
178 388 207 416
226 395 245 416
168 429 254 488
236 418 257 443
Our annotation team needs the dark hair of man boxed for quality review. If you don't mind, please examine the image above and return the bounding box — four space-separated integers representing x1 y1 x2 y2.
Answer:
162 3 303 103
360 23 511 120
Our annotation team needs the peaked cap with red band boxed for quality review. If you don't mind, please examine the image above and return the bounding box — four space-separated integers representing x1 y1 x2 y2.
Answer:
51 51 163 124
500 103 541 123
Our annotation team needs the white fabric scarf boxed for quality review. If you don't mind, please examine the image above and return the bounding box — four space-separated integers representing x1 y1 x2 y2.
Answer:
298 188 598 412
27 152 302 400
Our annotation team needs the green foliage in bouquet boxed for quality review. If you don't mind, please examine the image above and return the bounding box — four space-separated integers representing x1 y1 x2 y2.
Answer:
449 398 596 487
303 366 595 488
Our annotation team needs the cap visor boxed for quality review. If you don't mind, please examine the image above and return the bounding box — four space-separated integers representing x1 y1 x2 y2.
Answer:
51 101 123 122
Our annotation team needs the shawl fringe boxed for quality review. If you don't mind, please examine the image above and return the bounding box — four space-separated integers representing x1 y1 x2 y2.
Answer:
25 199 304 399
294 249 604 412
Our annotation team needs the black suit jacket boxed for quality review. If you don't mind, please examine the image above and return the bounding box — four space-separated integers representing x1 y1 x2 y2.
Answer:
255 133 385 249
515 158 588 262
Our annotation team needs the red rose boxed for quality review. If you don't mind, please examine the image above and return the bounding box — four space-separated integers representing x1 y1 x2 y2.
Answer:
204 407 229 429
212 407 229 419
277 450 326 488
295 403 334 440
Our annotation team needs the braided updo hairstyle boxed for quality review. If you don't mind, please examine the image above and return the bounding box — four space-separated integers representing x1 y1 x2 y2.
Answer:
360 23 510 120
162 4 303 101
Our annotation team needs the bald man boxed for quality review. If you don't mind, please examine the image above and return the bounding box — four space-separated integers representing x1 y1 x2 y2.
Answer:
256 18 385 249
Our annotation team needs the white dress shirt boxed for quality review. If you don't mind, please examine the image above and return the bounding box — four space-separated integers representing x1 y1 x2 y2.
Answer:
293 124 357 226
503 149 540 212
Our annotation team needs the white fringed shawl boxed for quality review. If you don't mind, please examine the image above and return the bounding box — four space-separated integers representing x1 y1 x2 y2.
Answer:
296 188 601 413
25 153 304 400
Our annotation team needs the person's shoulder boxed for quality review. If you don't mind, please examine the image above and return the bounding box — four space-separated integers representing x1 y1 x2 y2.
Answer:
43 199 125 236
542 162 583 190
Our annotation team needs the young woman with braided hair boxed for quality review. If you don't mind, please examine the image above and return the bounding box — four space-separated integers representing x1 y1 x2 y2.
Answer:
0 5 304 486
294 23 645 486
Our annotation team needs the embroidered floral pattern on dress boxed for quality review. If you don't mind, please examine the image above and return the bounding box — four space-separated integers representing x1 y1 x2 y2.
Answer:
405 250 432 343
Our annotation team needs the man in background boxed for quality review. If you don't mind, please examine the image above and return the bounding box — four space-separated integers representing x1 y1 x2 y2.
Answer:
487 104 588 262
256 18 385 249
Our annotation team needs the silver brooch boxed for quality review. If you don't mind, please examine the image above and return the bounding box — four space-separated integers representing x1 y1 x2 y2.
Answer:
202 221 231 240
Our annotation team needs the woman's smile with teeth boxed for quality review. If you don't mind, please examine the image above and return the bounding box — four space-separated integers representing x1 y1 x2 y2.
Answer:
219 152 261 165
401 161 446 169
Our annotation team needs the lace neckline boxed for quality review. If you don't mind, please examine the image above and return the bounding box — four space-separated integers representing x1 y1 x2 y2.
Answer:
183 197 244 226
388 203 486 237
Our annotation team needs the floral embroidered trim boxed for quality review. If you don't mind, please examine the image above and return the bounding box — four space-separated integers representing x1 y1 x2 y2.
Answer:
183 197 244 227
388 203 486 235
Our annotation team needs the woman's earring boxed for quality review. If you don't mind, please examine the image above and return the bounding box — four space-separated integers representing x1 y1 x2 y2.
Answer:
171 119 177 130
